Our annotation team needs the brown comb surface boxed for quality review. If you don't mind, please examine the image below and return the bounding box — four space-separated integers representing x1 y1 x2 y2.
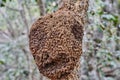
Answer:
29 0 88 79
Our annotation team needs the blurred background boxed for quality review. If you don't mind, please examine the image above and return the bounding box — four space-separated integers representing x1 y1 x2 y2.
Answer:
0 0 120 80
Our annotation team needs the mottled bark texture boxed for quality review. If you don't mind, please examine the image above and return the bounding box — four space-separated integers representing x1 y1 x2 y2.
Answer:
29 0 89 80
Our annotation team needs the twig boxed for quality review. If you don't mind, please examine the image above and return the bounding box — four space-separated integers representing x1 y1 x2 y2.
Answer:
104 67 120 73
5 5 20 11
24 2 33 23
17 0 29 35
0 9 15 38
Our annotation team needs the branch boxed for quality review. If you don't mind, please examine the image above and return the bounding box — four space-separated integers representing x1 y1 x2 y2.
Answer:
104 67 120 73
2 2 20 11
5 5 20 11
0 9 15 38
17 0 29 34
0 30 12 42
37 0 46 16
24 3 32 23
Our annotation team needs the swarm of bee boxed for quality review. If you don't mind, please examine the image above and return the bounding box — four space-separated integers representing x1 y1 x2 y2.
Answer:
29 0 88 80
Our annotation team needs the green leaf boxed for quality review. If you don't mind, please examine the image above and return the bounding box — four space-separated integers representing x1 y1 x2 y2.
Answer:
102 14 117 21
0 60 5 64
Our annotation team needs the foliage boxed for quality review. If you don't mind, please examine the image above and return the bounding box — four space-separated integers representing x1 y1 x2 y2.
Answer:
81 0 120 80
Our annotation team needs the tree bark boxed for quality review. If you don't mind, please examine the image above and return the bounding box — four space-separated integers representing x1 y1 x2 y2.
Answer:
37 0 46 16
